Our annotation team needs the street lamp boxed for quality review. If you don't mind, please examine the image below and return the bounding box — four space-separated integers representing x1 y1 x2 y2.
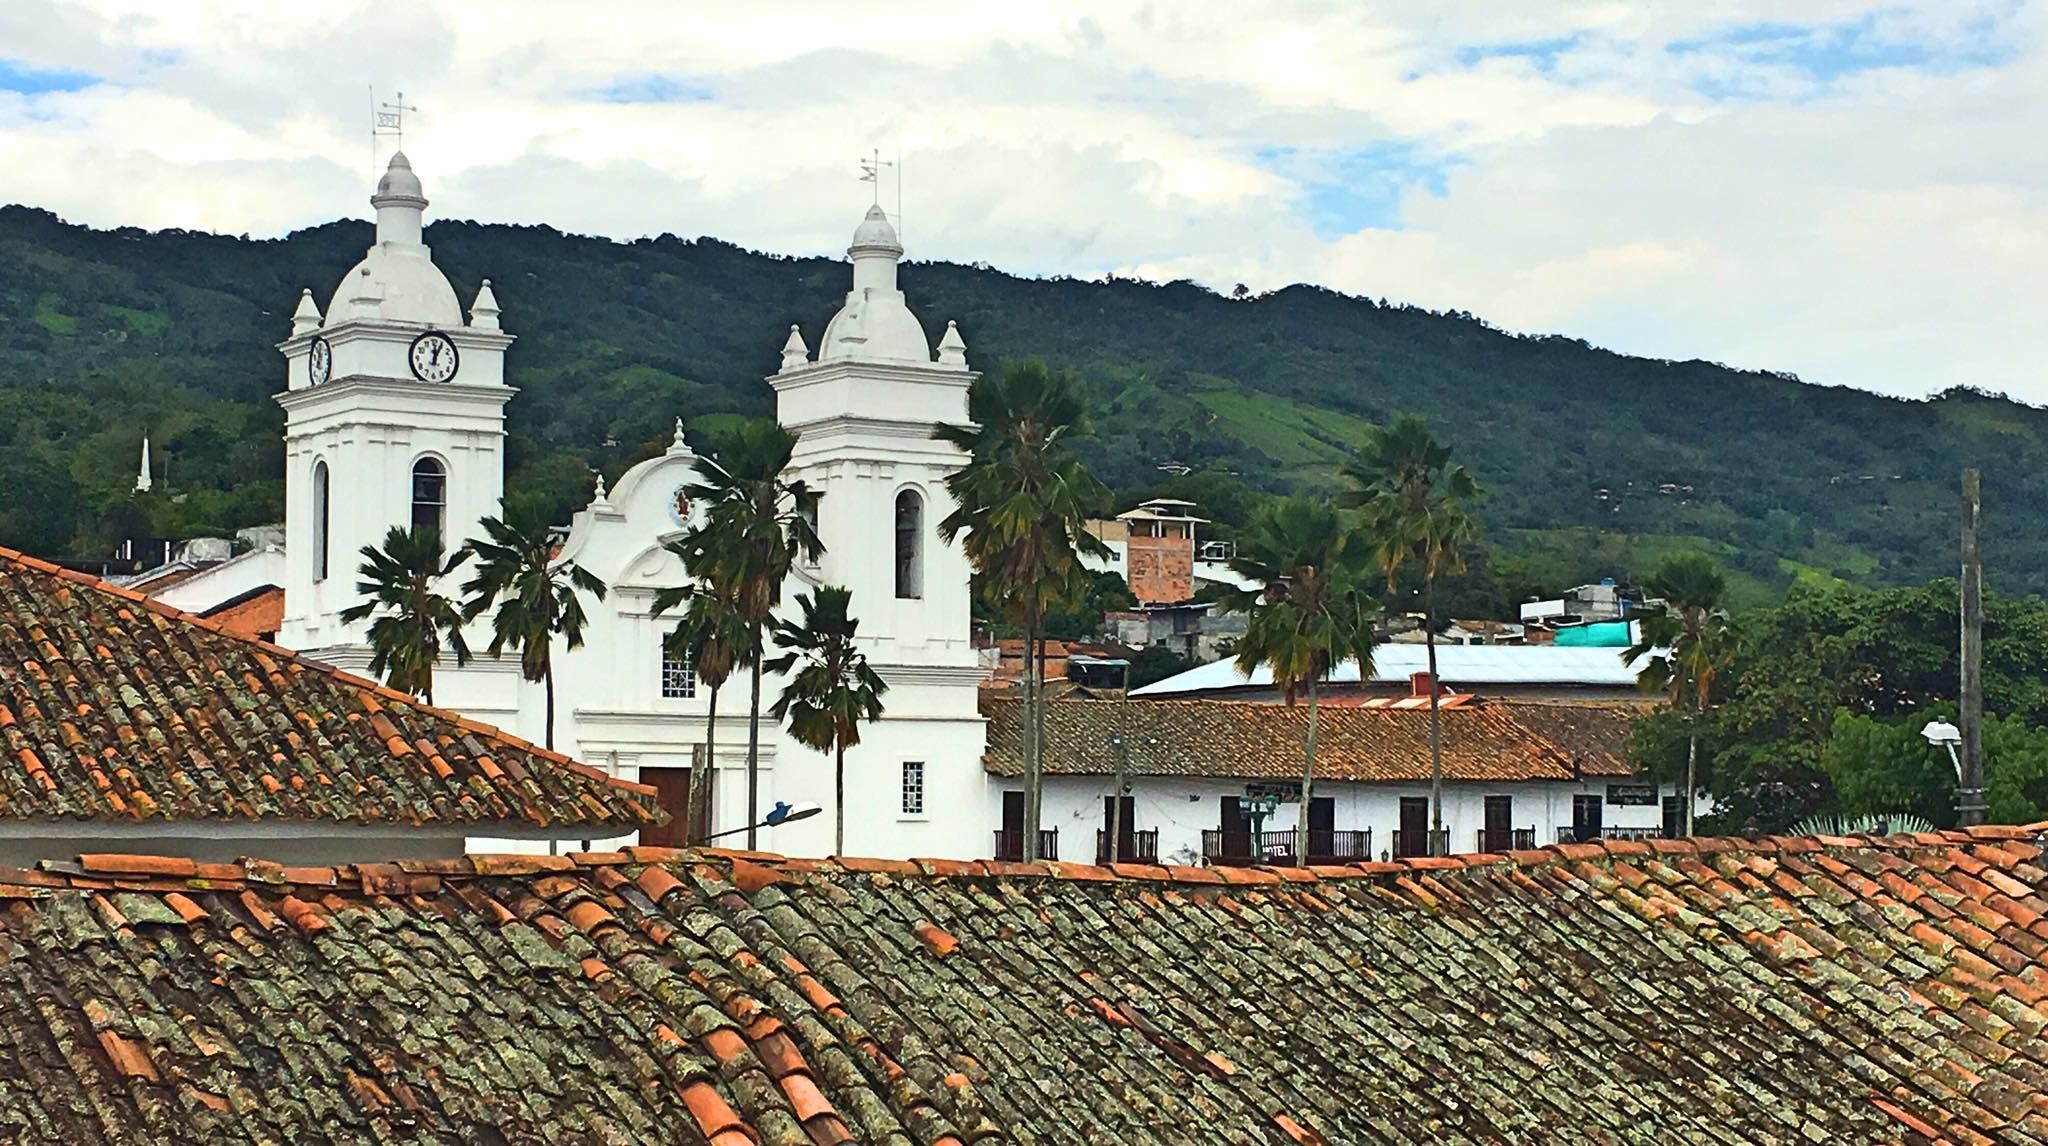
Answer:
1922 718 1963 782
701 800 822 843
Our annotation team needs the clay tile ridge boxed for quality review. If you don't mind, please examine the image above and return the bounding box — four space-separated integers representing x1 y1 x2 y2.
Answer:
9 825 2039 901
0 545 658 803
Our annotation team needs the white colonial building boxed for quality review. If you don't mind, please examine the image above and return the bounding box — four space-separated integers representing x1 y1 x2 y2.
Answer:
254 154 991 859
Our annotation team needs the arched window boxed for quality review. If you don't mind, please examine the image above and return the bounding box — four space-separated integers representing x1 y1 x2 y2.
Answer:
894 489 923 600
312 461 331 581
411 457 446 538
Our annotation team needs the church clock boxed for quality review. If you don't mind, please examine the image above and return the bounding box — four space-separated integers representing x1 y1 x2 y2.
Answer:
409 331 460 382
307 337 332 386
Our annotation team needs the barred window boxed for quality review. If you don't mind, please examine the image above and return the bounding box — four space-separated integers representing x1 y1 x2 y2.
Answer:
901 761 925 816
661 649 696 698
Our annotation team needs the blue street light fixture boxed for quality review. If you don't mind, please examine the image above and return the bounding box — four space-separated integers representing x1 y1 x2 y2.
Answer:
701 800 822 843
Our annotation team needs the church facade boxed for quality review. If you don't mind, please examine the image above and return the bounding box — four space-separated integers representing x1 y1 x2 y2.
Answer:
269 153 992 859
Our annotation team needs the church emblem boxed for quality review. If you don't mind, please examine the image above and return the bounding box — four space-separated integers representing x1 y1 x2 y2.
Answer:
667 485 692 527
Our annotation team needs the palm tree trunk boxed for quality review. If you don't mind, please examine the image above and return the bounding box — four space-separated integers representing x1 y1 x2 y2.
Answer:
834 740 846 857
746 625 764 851
1425 578 1445 856
690 683 719 845
1684 729 1698 837
1298 677 1319 865
1023 602 1043 862
543 654 556 751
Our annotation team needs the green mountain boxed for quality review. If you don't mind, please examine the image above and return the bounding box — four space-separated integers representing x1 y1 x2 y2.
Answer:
1 204 2038 608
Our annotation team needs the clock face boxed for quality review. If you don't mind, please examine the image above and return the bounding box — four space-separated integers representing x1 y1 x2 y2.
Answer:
307 337 332 386
667 485 693 527
408 331 459 382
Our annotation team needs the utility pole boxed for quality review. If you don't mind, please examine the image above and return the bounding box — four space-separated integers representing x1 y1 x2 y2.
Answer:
1108 659 1131 864
1959 468 1987 827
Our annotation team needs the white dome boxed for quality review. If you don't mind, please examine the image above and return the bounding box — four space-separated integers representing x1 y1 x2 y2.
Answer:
850 204 902 254
327 246 464 327
373 151 426 204
819 293 933 363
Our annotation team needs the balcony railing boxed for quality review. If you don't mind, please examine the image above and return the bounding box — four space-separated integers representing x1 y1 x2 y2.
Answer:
1096 829 1160 865
1391 828 1450 858
1476 827 1537 853
1201 829 1372 867
993 828 1058 862
1555 824 1667 844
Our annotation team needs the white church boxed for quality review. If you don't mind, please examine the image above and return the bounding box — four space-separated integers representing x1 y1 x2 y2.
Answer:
177 152 994 859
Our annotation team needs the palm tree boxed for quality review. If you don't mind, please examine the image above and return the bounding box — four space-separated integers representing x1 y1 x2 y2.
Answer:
1214 498 1377 864
1624 553 1734 836
766 586 888 855
340 525 472 706
676 419 822 848
935 360 1110 861
459 501 607 750
652 569 753 844
1342 413 1480 856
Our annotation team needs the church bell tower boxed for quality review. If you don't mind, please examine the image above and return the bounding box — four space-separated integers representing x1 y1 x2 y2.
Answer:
275 153 513 662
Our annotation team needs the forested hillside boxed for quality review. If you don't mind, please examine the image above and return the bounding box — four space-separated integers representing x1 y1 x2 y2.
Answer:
3 203 2041 606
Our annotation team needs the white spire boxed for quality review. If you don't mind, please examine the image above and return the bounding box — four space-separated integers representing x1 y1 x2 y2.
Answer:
371 151 427 247
937 319 968 370
818 202 932 363
848 203 902 293
779 324 810 373
291 288 322 334
667 416 689 455
590 470 611 508
469 278 500 330
134 435 153 493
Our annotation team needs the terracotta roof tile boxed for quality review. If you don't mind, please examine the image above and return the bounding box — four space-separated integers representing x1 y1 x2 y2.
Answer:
984 694 1642 782
0 545 659 830
3 830 2047 1140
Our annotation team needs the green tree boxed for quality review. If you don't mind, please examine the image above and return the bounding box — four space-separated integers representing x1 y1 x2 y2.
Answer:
1624 553 1735 836
652 572 754 844
1215 497 1378 863
1041 570 1139 642
766 586 888 855
675 419 822 848
459 499 608 750
935 360 1111 861
1342 412 1480 854
340 526 472 706
1821 708 2048 827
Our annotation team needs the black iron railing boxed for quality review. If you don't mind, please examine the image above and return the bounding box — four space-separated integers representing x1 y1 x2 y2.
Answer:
1391 828 1450 858
1096 829 1160 864
1555 824 1666 844
993 828 1058 862
1201 829 1372 867
1477 827 1537 853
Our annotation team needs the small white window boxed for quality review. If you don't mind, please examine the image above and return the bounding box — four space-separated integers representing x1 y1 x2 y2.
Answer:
661 649 696 699
901 761 925 816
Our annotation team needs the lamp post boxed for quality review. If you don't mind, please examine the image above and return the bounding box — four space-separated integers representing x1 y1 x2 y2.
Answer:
1921 719 1977 823
700 800 822 843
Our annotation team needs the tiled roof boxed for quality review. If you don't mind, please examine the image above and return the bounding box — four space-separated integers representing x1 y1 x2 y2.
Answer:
3 827 2048 1142
0 546 660 829
195 584 283 641
983 695 1640 782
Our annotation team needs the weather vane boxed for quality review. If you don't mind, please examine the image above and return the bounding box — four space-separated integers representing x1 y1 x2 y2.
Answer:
858 147 903 241
369 86 419 171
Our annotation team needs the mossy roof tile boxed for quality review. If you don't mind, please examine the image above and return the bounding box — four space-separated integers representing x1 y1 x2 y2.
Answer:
0 546 659 830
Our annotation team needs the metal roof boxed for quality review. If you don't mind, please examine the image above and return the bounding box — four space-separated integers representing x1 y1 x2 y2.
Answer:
1130 643 1655 696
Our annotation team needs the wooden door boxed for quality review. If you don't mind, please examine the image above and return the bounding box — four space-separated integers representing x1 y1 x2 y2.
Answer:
640 768 693 848
1662 794 1683 839
1397 796 1429 857
1306 796 1335 859
1101 795 1136 861
998 790 1025 860
1218 795 1250 860
1484 794 1513 852
1572 794 1603 843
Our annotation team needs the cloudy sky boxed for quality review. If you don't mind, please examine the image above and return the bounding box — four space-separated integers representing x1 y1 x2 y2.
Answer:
2 1 2042 399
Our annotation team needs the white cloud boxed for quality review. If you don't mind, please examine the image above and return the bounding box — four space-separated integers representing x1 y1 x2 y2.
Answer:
0 0 2043 398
